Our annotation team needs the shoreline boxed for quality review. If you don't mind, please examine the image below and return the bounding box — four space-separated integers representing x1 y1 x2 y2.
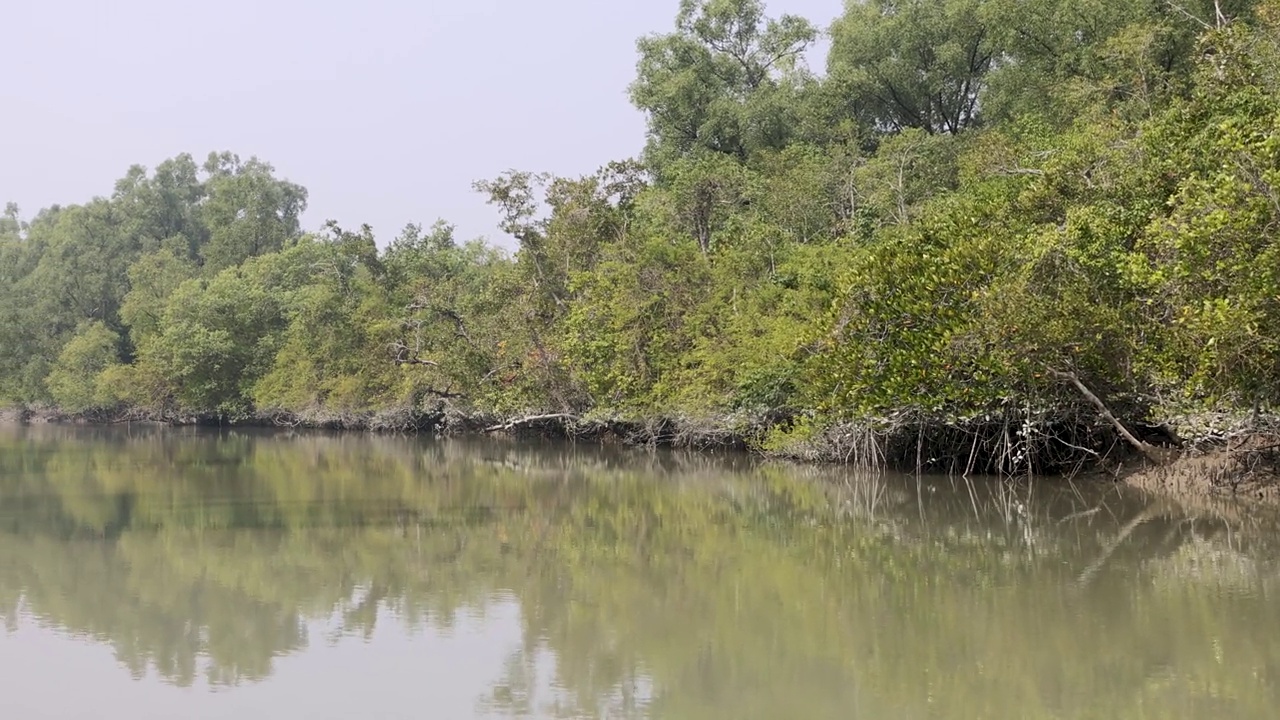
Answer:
5 404 1277 504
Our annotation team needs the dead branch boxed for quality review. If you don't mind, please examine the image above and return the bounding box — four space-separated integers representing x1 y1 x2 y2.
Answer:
1054 437 1102 458
396 358 439 367
440 308 473 344
484 413 580 433
1049 368 1169 462
1164 1 1214 30
997 166 1046 177
420 386 467 400
389 340 438 367
1166 0 1231 29
407 298 475 345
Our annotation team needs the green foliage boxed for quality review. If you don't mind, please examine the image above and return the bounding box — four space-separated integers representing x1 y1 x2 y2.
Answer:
846 129 962 228
120 247 198 348
44 322 123 412
1126 18 1280 407
804 191 1023 418
137 260 288 414
563 234 710 406
251 229 398 412
0 152 307 407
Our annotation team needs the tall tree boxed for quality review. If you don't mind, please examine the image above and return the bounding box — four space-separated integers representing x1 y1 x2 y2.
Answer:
198 153 308 273
828 0 998 135
112 153 208 259
630 0 817 170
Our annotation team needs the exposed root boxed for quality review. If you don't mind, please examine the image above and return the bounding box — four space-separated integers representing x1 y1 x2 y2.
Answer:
768 409 1132 477
7 398 1280 504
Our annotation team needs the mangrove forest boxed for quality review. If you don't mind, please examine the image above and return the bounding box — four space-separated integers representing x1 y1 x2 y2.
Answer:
4 0 1280 481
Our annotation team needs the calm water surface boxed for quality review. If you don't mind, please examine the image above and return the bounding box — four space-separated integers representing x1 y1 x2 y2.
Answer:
0 425 1277 719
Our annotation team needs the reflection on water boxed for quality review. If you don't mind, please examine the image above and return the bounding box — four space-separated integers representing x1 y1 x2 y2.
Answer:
0 425 1278 719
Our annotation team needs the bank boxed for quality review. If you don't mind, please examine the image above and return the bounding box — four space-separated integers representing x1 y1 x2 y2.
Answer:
5 400 1277 503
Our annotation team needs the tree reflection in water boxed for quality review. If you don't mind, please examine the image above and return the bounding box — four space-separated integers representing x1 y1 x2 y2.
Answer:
1 425 1278 719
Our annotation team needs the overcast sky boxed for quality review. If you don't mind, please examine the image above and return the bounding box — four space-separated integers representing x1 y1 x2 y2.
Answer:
1 0 840 250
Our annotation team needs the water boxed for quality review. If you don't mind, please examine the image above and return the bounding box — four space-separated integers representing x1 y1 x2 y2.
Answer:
0 425 1277 719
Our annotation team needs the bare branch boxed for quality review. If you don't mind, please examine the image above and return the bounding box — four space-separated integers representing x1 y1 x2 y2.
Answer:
1049 369 1169 462
420 386 467 400
389 341 438 367
1164 1 1214 30
484 413 580 433
997 167 1046 177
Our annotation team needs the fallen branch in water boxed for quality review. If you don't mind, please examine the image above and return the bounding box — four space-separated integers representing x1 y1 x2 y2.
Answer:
484 413 580 433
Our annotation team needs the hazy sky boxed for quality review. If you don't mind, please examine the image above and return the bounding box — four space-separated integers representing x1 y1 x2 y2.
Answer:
1 0 840 250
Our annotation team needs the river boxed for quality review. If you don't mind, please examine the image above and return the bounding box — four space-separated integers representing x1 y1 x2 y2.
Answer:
0 425 1276 718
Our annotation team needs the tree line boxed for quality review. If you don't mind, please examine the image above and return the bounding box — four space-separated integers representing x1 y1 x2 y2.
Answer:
3 0 1279 468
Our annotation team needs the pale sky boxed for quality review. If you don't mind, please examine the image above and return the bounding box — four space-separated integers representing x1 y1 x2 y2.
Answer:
1 0 840 250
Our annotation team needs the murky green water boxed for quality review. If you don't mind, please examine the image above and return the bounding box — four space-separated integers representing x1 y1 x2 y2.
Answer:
0 426 1277 719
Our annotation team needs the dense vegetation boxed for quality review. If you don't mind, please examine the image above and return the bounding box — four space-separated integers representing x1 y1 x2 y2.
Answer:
5 0 1280 470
